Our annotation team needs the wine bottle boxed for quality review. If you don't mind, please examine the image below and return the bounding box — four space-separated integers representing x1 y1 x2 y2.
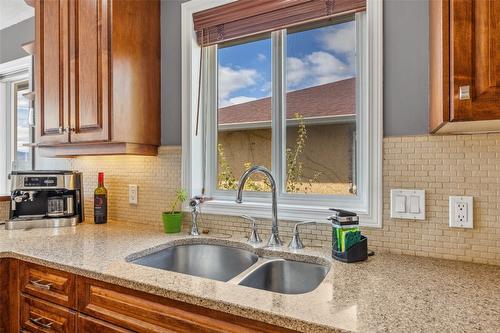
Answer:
94 172 108 224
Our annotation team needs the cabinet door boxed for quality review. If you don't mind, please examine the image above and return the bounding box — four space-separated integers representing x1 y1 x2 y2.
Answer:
77 277 296 333
20 295 76 333
77 314 132 333
35 0 70 144
69 0 110 143
451 0 500 121
0 260 7 333
0 259 19 333
19 261 77 309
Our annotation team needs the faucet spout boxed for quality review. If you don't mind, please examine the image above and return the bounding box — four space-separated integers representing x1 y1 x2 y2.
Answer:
236 166 282 247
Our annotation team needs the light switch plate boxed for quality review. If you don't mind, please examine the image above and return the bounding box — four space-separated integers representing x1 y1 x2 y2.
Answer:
449 196 473 228
390 189 425 220
129 184 138 205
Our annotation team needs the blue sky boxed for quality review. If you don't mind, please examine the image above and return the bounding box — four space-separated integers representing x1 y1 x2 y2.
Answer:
218 20 356 107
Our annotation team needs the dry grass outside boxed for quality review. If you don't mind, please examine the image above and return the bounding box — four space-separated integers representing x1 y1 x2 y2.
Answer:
290 182 354 195
231 180 354 195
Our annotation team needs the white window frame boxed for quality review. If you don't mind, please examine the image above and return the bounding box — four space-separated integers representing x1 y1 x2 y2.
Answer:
181 0 383 227
0 55 33 194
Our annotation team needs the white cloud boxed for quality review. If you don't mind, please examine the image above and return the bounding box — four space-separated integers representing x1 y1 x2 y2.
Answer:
287 51 354 89
218 65 259 101
287 57 309 87
260 81 271 92
257 53 267 61
307 51 353 83
319 21 356 55
219 96 257 107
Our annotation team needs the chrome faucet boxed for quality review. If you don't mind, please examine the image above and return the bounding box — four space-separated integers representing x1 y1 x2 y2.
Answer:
188 197 202 236
189 196 211 236
288 221 316 250
236 166 283 247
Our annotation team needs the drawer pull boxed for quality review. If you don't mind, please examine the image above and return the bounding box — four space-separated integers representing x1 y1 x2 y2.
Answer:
29 316 54 329
30 279 52 290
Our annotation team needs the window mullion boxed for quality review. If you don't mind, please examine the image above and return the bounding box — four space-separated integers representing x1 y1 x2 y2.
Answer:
271 30 286 198
205 45 217 196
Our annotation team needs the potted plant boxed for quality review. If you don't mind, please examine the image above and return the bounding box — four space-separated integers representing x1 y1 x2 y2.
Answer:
162 189 188 233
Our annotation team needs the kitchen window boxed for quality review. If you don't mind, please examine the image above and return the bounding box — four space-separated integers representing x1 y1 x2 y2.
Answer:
182 0 382 226
0 56 34 194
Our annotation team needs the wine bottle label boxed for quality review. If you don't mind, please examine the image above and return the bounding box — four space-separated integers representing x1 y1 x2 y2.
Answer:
94 194 107 224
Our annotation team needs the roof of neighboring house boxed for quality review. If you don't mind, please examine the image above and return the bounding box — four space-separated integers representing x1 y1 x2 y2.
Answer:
218 78 355 125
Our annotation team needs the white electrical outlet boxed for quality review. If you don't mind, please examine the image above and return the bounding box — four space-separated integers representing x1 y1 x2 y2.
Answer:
129 185 138 204
449 196 473 228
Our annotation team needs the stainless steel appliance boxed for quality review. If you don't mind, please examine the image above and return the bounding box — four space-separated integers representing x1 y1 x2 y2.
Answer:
6 171 84 230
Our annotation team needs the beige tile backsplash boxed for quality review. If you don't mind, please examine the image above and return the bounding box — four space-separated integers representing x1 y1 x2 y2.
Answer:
68 146 182 227
364 134 500 265
0 201 9 221
3 134 499 265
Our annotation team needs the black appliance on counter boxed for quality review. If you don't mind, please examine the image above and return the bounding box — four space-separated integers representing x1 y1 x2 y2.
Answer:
6 170 84 230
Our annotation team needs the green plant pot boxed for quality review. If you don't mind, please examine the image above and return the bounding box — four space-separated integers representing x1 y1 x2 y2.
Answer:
162 212 183 233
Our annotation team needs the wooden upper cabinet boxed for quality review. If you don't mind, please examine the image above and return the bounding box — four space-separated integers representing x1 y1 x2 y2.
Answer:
35 0 70 145
35 0 160 155
69 0 110 143
430 0 500 133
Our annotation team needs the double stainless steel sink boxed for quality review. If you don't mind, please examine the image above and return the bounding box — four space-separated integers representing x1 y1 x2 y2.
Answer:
130 243 329 295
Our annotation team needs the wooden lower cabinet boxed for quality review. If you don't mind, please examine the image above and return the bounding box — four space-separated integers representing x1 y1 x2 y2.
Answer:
20 261 76 309
77 314 132 333
76 277 293 333
20 295 76 333
0 259 19 333
0 260 8 333
5 260 296 333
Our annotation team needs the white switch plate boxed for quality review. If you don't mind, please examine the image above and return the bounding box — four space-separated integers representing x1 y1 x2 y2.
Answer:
129 185 138 204
449 196 473 228
390 189 425 220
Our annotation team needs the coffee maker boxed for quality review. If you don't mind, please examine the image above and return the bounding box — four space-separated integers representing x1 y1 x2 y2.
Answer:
6 171 84 230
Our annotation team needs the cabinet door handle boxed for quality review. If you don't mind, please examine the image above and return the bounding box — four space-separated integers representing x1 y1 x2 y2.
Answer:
30 279 52 290
29 316 54 329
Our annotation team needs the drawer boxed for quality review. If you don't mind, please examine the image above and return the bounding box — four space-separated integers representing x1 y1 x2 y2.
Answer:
20 294 76 333
77 277 296 333
77 314 132 333
20 262 76 309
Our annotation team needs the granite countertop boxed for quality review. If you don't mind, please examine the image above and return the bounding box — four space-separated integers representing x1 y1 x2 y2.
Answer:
0 222 499 333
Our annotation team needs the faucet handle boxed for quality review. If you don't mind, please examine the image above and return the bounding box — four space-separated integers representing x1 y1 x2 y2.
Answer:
288 221 316 250
241 215 262 244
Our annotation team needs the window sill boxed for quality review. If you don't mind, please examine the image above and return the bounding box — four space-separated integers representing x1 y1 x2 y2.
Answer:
184 199 379 227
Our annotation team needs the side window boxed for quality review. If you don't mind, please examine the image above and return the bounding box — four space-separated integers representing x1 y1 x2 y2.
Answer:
13 80 34 171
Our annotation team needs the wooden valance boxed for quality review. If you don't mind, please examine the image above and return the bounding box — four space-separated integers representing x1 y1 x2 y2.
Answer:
193 0 366 46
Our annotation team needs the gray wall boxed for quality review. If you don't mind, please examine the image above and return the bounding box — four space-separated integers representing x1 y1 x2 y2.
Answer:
383 0 428 136
161 0 189 146
0 17 35 64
